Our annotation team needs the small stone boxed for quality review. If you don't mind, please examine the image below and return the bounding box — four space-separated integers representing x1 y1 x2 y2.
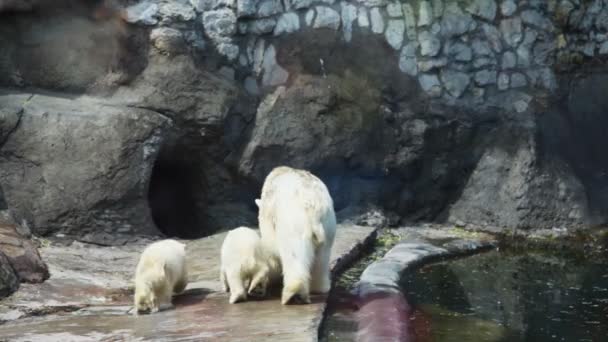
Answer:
418 1 433 27
472 87 485 101
517 45 531 67
539 67 557 91
125 1 159 25
370 7 384 34
441 3 475 37
314 6 341 30
473 57 497 68
261 44 289 87
500 17 523 47
513 99 529 113
385 19 405 50
402 3 417 39
497 72 509 90
441 69 470 98
455 220 466 227
445 42 472 62
386 2 402 17
341 2 358 42
190 0 235 12
417 57 447 72
510 72 527 88
252 39 266 75
286 0 315 11
358 7 370 27
466 0 496 21
521 10 554 31
600 41 608 54
244 76 260 95
432 0 443 18
526 69 539 85
399 42 418 76
482 24 502 53
474 70 497 85
274 12 300 36
247 18 277 35
150 27 186 55
239 53 248 66
257 0 283 17
418 31 441 56
159 1 196 23
501 51 517 69
418 74 442 97
202 9 237 39
217 41 239 61
305 9 315 26
581 42 595 57
472 39 493 56
500 0 517 17
355 0 388 7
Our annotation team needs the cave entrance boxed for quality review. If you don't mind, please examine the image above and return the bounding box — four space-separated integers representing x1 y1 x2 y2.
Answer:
147 152 207 239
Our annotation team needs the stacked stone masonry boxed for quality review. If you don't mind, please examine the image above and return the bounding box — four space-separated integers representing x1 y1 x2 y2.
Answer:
126 0 608 105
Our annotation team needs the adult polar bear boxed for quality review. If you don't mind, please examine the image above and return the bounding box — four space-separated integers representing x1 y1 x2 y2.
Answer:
255 166 337 304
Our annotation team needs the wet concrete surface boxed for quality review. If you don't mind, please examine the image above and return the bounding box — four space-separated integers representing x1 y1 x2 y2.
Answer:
0 225 375 341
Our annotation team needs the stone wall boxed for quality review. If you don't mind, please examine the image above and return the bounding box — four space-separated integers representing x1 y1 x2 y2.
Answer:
125 0 608 112
2 0 608 239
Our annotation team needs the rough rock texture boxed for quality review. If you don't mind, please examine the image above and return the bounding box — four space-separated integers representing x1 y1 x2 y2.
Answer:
0 92 169 239
0 220 49 284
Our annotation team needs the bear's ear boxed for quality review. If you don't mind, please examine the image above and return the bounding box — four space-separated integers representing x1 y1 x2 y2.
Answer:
255 199 261 207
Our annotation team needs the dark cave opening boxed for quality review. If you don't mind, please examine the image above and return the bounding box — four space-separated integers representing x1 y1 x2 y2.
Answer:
147 155 207 239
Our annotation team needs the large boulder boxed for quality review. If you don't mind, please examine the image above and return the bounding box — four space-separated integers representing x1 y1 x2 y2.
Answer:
0 91 169 240
111 53 256 236
0 219 49 283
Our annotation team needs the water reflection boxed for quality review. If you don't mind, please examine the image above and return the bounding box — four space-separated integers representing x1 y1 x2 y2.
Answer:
400 250 608 342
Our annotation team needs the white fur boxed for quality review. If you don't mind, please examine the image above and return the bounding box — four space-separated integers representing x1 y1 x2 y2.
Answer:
220 227 280 304
134 239 188 315
256 166 337 305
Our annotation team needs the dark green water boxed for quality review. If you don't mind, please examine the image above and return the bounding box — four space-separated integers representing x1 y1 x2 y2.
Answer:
401 249 608 342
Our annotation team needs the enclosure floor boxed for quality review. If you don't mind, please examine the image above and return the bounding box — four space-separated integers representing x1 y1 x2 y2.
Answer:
0 225 375 341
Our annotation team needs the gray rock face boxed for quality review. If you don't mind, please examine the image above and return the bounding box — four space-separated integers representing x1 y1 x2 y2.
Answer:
447 121 591 229
0 92 168 237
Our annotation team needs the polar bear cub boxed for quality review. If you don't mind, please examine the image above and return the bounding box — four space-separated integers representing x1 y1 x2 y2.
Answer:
220 227 280 304
134 239 188 315
256 166 337 305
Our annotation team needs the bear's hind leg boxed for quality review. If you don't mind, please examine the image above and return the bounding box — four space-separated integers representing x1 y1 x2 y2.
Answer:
310 244 332 294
